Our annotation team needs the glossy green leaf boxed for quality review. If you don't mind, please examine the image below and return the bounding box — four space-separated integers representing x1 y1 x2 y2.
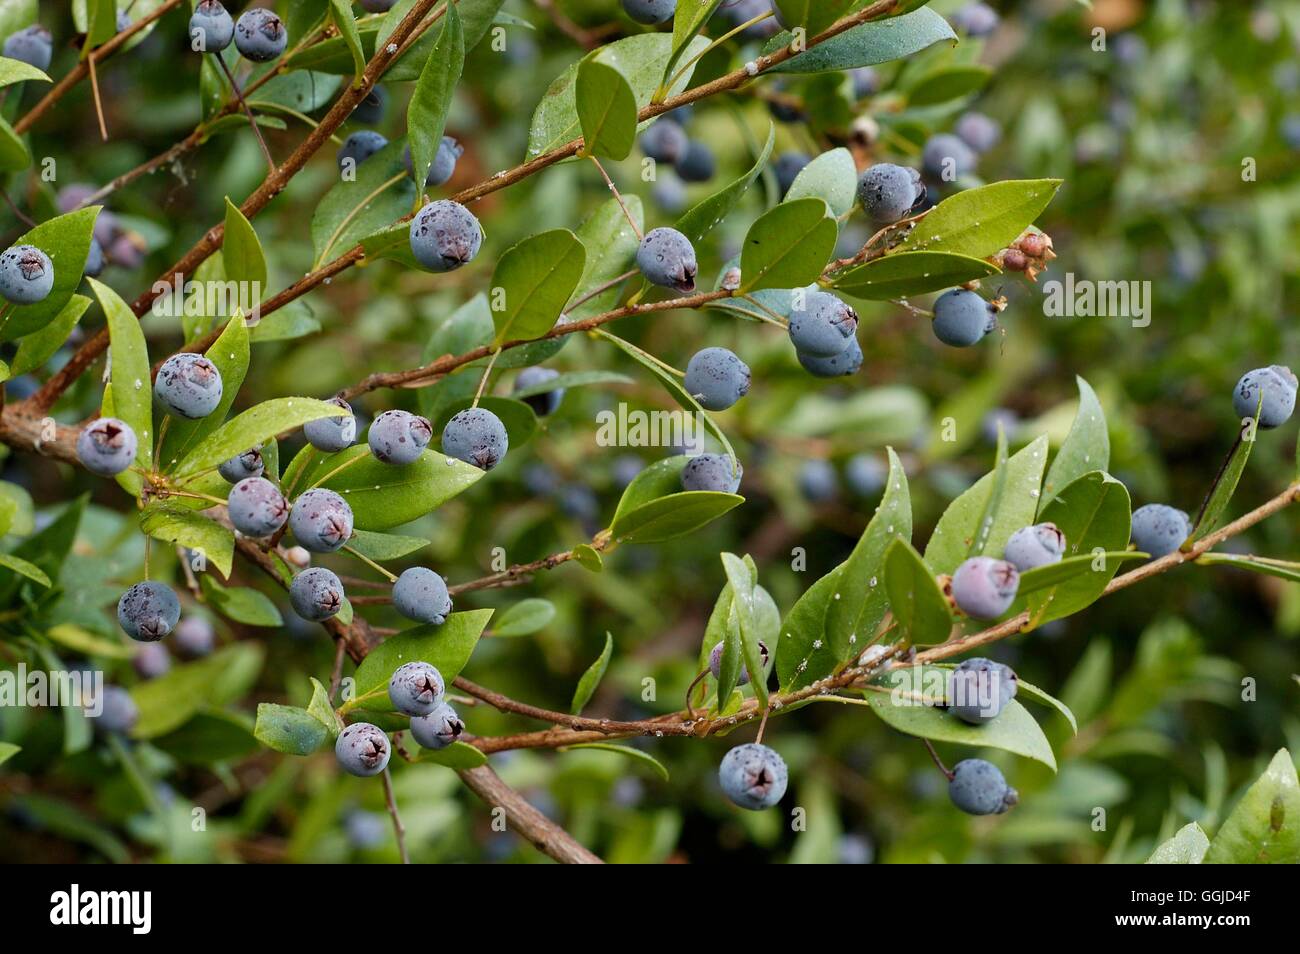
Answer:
1041 376 1109 511
347 529 428 561
772 7 955 74
833 251 1000 300
562 742 669 781
1186 423 1258 548
576 59 637 160
0 551 49 587
8 294 90 377
173 397 348 480
1017 551 1145 596
570 631 613 714
327 0 365 77
493 598 556 637
1204 749 1300 863
573 543 603 572
92 277 152 495
883 538 952 645
1146 822 1210 864
0 114 28 172
612 491 744 544
740 197 837 292
1196 552 1300 584
0 55 48 87
139 503 235 578
906 179 1062 261
352 609 493 708
663 0 724 85
569 196 643 319
490 229 587 343
773 0 857 34
722 552 767 708
783 147 857 217
417 740 488 768
255 703 331 755
775 566 844 691
1 208 98 340
312 138 414 266
407 0 464 197
1012 677 1078 734
676 123 774 245
129 644 264 739
200 576 283 627
0 741 20 767
222 197 267 290
908 64 992 106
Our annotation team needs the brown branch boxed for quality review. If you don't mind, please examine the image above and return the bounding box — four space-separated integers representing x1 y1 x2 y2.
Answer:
456 764 603 863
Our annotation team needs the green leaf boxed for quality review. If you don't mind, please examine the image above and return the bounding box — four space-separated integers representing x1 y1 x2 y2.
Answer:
1204 749 1300 863
493 598 555 637
417 740 488 768
0 114 29 172
721 553 767 708
676 122 775 245
610 455 688 526
0 1 37 42
327 0 365 78
1146 822 1210 864
576 59 638 160
570 631 613 714
307 676 342 737
0 55 48 88
352 609 493 709
139 504 235 578
84 0 117 50
0 208 98 340
173 397 348 479
490 229 587 344
611 491 744 544
154 710 259 765
866 665 1057 771
905 179 1062 260
346 529 428 561
1196 552 1300 584
833 251 999 300
704 582 742 704
91 277 152 495
1186 425 1258 549
0 495 84 604
663 0 724 85
884 538 952 645
573 543 603 572
130 644 264 739
1013 677 1078 734
1041 376 1109 511
561 742 669 781
255 703 331 755
772 7 956 74
248 70 343 113
907 64 992 106
1017 551 1145 596
221 197 267 290
0 741 20 767
783 147 857 217
160 315 251 472
44 623 130 658
774 0 857 33
312 138 415 266
0 551 50 587
569 196 644 319
924 435 1049 575
8 294 90 377
740 197 837 292
200 576 283 627
407 0 464 197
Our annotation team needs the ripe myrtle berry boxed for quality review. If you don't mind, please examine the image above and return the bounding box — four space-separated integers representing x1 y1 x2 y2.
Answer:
289 488 353 552
0 244 54 304
1003 522 1066 572
952 2 999 37
857 163 924 225
773 151 810 198
118 581 181 642
947 657 1018 724
335 722 391 777
674 140 716 182
652 174 688 213
622 0 676 24
981 408 1018 444
344 809 387 849
441 407 508 471
87 685 139 735
353 86 386 125
922 133 977 181
154 353 223 419
388 661 446 716
851 66 879 99
681 454 743 493
409 200 483 272
948 758 1018 815
174 616 216 659
639 119 688 164
234 8 286 62
304 396 357 452
1130 504 1191 559
392 567 452 626
684 347 750 411
337 131 388 172
289 566 345 621
845 453 885 497
132 642 172 680
719 743 788 810
404 136 463 187
108 233 146 269
2 25 52 71
798 459 838 503
190 1 234 52
1233 365 1298 428
955 112 1002 153
951 556 1019 620
708 639 769 686
410 701 465 750
637 227 698 294
932 288 997 347
368 409 433 465
76 418 138 477
513 366 565 416
788 291 858 358
797 337 863 377
84 238 105 278
218 447 264 483
228 477 289 537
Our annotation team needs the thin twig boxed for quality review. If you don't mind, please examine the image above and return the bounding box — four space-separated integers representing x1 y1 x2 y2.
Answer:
217 55 276 174
381 767 410 864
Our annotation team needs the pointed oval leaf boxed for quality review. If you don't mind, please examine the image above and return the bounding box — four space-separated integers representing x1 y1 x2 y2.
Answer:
407 0 464 198
783 147 857 217
490 229 587 343
570 631 613 714
833 250 1000 300
1041 376 1109 510
740 197 838 292
576 59 637 160
352 609 494 709
905 179 1062 260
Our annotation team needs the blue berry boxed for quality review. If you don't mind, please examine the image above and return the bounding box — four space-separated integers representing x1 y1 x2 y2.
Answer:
352 86 387 125
132 642 172 680
513 366 565 416
118 581 181 642
154 353 224 419
857 163 924 225
922 133 976 181
947 657 1018 724
228 477 289 537
932 289 996 347
639 120 688 164
850 66 879 99
409 200 483 272
798 459 838 503
652 174 689 213
622 0 676 24
410 701 465 749
773 151 810 198
343 809 388 849
1233 365 1297 428
174 616 216 659
844 453 886 497
949 759 1018 815
1003 522 1066 572
797 337 863 377
674 140 716 182
441 407 508 471
304 396 357 452
708 639 768 686
637 227 698 294
612 454 643 488
2 25 52 71
681 454 743 493
289 488 354 552
190 1 234 52
368 409 432 465
719 743 787 810
218 447 264 482
76 418 138 476
1130 504 1190 559
951 2 999 37
335 722 390 777
388 661 445 716
88 685 139 735
788 291 858 358
0 244 54 304
84 238 105 277
337 131 388 172
289 566 345 621
392 567 452 626
234 8 287 62
684 347 749 410
955 112 1002 153
404 136 463 187
950 556 1019 620
981 408 1018 445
